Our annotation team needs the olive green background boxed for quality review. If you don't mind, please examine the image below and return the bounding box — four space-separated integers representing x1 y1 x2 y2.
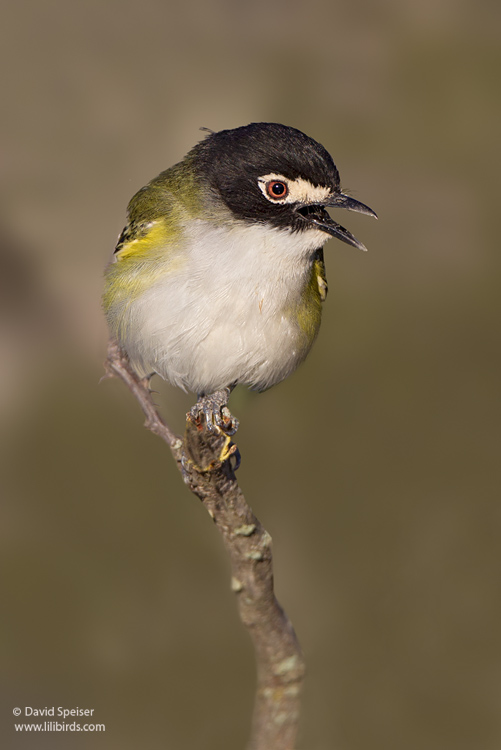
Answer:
1 1 500 748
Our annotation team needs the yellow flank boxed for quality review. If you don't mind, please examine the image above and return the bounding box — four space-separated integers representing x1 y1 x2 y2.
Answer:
316 264 328 302
295 253 328 342
103 217 184 325
102 158 204 341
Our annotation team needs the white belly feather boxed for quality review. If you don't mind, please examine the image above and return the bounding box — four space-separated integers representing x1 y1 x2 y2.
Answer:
120 220 328 394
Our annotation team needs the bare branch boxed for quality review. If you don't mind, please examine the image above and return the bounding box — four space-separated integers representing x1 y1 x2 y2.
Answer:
104 339 305 750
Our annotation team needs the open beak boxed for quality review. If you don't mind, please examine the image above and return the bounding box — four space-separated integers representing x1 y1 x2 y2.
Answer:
297 193 377 251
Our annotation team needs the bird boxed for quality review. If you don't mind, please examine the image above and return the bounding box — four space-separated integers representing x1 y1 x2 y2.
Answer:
103 123 376 435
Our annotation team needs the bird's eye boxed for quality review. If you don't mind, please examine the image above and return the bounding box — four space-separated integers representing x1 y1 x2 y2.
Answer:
266 180 288 199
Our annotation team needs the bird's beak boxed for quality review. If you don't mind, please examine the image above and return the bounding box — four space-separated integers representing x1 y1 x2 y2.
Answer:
298 192 377 252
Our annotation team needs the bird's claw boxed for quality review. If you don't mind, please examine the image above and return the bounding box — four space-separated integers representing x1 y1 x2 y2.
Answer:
184 388 240 474
181 437 240 476
188 388 239 436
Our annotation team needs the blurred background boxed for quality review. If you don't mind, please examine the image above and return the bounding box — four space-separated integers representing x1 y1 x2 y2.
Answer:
1 1 500 748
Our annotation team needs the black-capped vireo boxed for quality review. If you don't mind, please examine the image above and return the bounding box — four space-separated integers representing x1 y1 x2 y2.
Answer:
103 123 376 434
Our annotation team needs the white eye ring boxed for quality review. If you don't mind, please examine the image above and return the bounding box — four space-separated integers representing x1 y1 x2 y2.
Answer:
257 173 290 204
257 173 332 205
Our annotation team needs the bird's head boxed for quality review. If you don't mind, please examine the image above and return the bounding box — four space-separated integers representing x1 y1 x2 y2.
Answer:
192 122 377 251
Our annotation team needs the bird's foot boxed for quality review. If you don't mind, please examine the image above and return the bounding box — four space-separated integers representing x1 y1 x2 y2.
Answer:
188 388 239 436
184 388 240 473
181 435 240 476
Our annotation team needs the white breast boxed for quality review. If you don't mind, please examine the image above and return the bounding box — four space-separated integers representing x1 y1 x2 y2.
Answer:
121 220 328 394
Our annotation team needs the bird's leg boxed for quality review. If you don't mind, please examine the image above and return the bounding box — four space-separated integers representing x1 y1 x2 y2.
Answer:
185 386 239 470
188 386 239 436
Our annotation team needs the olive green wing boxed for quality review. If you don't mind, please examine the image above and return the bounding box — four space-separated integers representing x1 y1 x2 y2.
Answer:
113 184 182 260
104 180 188 317
114 159 200 259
